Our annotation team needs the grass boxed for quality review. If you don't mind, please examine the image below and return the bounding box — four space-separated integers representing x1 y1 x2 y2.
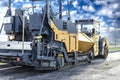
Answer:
0 62 7 65
109 47 120 52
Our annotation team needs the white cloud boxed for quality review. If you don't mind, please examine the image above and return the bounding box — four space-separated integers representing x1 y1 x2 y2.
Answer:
113 11 120 18
22 3 32 8
62 11 67 16
14 0 23 3
62 10 77 22
89 6 95 12
26 0 29 2
51 1 59 13
109 27 115 31
95 1 119 19
72 1 78 8
82 6 87 11
63 1 67 5
94 0 107 5
83 0 93 5
110 3 119 9
0 1 2 5
97 7 113 18
70 10 77 16
82 5 95 12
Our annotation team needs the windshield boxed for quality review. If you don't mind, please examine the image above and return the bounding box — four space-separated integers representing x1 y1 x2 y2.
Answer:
78 22 100 37
81 24 94 33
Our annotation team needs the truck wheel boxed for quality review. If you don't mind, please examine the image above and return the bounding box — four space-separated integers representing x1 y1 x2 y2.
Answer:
103 46 108 59
99 38 108 59
56 55 65 70
87 54 91 63
89 51 94 60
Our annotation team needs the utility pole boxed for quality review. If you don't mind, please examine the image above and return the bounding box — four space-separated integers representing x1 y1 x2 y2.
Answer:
114 20 116 47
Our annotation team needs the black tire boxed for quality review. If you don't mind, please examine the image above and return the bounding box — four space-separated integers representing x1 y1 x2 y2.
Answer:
99 38 108 59
102 46 108 59
87 54 91 63
89 51 95 60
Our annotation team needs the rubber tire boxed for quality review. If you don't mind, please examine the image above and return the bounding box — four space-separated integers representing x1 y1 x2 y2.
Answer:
89 51 95 60
102 46 108 59
87 55 91 63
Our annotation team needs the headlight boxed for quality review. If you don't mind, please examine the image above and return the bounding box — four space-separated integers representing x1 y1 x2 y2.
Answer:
3 17 13 24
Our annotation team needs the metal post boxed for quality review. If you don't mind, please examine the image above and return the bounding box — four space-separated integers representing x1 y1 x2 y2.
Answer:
67 0 70 20
8 0 12 16
46 0 49 18
114 21 116 47
59 0 62 19
22 15 25 55
32 1 34 13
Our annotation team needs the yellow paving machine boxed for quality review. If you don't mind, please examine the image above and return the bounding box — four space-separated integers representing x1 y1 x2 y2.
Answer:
0 0 108 70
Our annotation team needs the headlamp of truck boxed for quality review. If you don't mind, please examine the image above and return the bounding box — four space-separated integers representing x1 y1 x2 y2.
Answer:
3 17 13 24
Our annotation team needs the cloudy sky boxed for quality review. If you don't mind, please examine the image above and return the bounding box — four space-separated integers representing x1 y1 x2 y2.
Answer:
0 0 120 44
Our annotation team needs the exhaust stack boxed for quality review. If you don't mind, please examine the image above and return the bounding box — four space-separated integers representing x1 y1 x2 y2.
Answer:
8 0 12 16
67 0 70 20
59 0 62 19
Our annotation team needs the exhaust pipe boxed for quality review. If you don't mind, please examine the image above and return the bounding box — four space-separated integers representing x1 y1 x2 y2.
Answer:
59 0 62 19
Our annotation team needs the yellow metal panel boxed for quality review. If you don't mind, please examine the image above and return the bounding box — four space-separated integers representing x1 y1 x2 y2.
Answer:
78 41 94 52
78 33 94 52
69 35 77 52
50 20 72 52
50 20 94 53
92 35 100 56
78 33 94 42
57 34 70 52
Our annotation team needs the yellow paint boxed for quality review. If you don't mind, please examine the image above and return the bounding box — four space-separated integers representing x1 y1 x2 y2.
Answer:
10 34 15 40
78 33 94 52
92 35 100 56
50 19 109 56
92 35 109 56
104 37 109 48
34 35 42 39
50 20 94 53
58 54 63 57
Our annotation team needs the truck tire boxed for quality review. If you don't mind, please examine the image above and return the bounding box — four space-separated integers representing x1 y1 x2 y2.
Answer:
87 54 91 63
99 38 108 59
102 46 108 59
89 51 94 60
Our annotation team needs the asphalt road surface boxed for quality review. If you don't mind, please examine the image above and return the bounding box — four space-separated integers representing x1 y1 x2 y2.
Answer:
0 51 120 80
